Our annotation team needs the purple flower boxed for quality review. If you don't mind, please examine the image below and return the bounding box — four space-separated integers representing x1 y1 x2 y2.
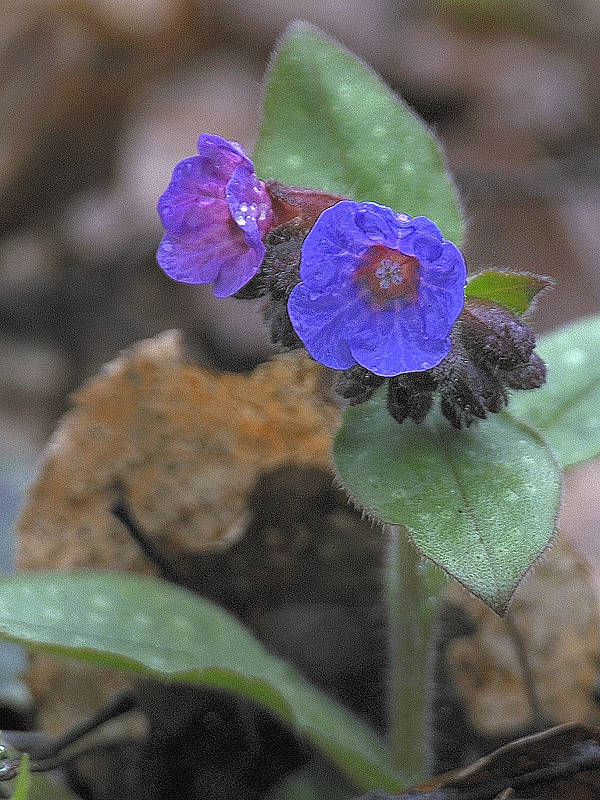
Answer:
156 135 273 297
287 201 466 377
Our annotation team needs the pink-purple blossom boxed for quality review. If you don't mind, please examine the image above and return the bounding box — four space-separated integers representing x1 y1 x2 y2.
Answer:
287 201 466 377
156 135 273 297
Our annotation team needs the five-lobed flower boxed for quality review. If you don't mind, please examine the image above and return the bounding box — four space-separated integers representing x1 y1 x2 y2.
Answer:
286 201 467 377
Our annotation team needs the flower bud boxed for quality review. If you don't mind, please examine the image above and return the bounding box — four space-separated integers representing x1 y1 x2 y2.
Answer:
336 366 386 405
459 300 535 372
387 372 436 424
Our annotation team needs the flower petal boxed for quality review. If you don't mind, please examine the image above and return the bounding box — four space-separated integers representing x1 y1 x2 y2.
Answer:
196 134 252 177
225 165 273 247
157 157 227 235
299 201 402 294
157 217 252 288
347 301 451 376
419 241 467 321
157 233 222 285
212 241 265 297
396 216 443 257
287 282 360 370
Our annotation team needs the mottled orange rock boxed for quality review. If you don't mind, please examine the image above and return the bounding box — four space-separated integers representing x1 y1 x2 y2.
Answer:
445 535 600 735
18 331 340 573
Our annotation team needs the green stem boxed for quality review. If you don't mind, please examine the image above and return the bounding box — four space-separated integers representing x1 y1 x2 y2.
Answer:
385 524 446 782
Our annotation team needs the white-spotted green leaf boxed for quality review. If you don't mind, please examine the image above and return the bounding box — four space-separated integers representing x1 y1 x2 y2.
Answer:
254 23 463 244
333 395 561 614
0 572 405 794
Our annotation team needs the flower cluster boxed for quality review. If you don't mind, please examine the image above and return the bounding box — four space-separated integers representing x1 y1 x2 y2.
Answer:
156 135 546 428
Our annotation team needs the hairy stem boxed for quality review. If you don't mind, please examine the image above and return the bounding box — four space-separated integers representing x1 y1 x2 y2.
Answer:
385 525 446 782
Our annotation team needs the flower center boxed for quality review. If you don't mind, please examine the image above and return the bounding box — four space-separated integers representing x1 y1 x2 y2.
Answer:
354 245 420 308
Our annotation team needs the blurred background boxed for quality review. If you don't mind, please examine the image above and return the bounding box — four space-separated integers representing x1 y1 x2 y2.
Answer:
1 0 600 743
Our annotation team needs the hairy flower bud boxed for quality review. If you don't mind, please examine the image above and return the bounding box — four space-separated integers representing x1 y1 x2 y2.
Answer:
459 300 535 371
333 299 546 429
335 365 386 405
387 371 436 424
503 352 546 390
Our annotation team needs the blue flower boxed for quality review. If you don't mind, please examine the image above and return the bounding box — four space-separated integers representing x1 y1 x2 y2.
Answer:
287 201 466 376
157 135 273 297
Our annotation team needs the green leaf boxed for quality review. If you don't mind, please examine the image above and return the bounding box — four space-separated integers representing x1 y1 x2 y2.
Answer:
465 270 553 315
509 314 600 469
11 754 29 800
266 756 356 800
254 23 463 244
0 572 405 794
333 394 561 613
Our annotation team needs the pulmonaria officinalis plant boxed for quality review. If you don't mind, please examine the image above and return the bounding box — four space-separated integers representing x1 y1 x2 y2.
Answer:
4 22 600 800
157 137 546 429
